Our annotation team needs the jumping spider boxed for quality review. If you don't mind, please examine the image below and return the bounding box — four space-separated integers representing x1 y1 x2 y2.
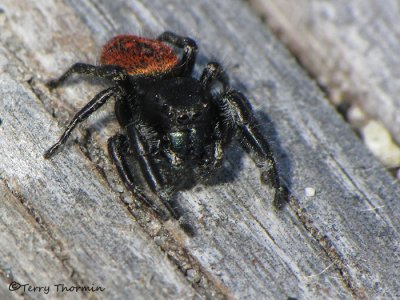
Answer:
44 32 287 233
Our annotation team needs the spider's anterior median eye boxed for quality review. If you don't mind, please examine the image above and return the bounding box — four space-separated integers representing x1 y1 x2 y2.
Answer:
177 114 189 124
162 103 169 111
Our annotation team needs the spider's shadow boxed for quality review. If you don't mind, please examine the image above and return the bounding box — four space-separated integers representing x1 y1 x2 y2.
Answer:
203 111 292 194
203 144 245 186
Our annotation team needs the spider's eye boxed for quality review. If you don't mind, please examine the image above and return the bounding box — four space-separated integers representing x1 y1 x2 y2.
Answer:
177 114 189 124
162 103 169 112
167 111 175 118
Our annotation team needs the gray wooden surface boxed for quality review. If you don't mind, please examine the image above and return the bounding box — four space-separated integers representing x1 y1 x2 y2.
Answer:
0 0 399 299
251 0 400 145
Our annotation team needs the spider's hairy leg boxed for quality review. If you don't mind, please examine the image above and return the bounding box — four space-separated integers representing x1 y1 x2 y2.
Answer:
47 63 127 89
44 86 119 159
126 124 195 235
108 134 169 221
220 90 288 208
200 62 229 91
157 31 198 76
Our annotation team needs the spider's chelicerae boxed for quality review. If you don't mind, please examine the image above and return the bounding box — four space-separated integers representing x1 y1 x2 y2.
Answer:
44 32 287 234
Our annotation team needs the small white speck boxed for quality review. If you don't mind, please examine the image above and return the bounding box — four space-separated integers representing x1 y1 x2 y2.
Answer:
305 187 316 197
115 185 124 193
122 196 132 204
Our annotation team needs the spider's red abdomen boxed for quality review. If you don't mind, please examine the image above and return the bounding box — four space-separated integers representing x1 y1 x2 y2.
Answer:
100 35 178 76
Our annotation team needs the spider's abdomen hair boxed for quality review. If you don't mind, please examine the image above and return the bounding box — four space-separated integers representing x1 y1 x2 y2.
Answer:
100 35 178 75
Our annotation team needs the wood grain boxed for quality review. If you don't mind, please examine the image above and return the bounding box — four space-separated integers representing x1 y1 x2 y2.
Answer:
0 0 399 299
251 0 400 145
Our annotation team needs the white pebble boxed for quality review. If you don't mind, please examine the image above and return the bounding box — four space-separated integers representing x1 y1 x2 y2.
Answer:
361 120 400 168
115 184 124 193
305 187 316 197
347 105 367 128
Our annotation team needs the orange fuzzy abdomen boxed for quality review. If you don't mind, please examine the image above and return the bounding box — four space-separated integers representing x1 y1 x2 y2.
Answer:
100 35 178 75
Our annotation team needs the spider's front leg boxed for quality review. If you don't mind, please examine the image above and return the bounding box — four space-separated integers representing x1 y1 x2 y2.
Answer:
108 134 169 221
47 63 127 89
220 90 288 208
44 86 120 158
122 124 195 235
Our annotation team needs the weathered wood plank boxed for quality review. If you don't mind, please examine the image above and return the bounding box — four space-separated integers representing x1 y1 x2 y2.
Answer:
0 2 197 297
1 0 399 299
250 0 400 146
0 72 196 299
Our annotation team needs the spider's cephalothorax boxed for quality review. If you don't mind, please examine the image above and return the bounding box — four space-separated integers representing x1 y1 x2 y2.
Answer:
44 32 287 234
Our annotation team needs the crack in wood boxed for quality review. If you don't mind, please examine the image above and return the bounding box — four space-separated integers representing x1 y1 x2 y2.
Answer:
289 196 367 299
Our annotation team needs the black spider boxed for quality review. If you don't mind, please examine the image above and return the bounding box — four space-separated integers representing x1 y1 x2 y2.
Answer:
44 32 287 234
